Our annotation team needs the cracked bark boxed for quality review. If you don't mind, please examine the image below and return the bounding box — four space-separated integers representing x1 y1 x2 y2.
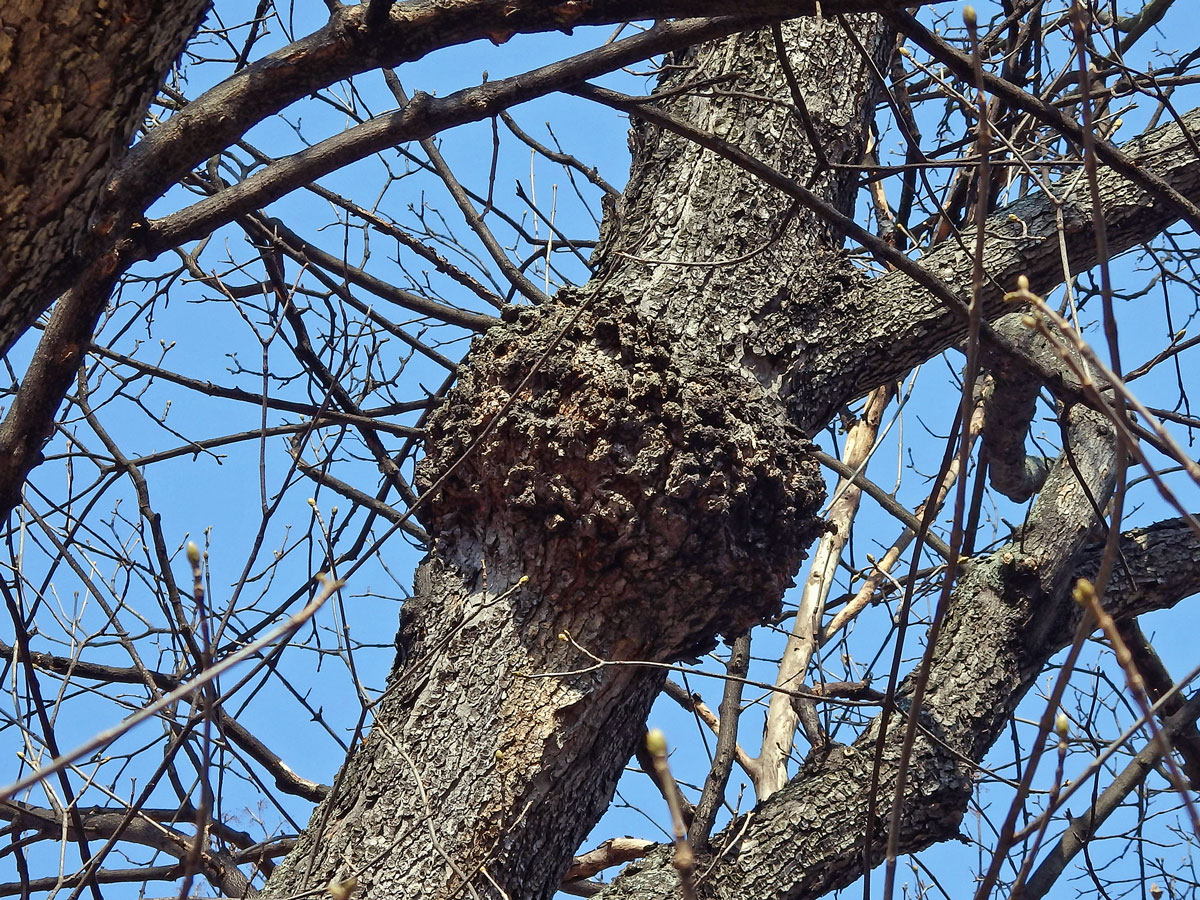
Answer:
0 0 211 353
600 402 1123 900
8 5 1200 900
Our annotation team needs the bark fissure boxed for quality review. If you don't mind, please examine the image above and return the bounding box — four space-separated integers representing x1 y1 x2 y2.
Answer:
9 5 1200 900
598 403 1123 900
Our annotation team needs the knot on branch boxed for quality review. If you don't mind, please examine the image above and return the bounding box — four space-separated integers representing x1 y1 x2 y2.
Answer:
417 296 824 660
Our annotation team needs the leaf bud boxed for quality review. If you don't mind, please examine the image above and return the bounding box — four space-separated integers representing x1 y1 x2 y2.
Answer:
327 876 358 900
645 729 668 756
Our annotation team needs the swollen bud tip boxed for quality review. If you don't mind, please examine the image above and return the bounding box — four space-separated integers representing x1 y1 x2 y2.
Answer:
1072 578 1097 607
186 541 200 565
645 729 668 756
327 876 358 900
963 5 977 27
1055 712 1069 738
1017 274 1029 291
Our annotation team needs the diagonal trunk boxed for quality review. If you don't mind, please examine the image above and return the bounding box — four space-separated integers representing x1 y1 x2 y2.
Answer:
257 11 1200 900
259 17 891 900
600 397 1125 900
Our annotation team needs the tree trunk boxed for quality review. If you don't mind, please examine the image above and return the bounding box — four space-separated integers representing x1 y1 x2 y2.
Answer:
0 0 212 353
600 400 1122 899
8 5 1200 900
259 17 890 900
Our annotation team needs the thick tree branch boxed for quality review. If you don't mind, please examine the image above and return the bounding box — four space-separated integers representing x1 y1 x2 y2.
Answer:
142 18 768 254
887 9 1200 233
0 3 954 359
0 800 255 898
976 313 1073 502
575 80 1200 431
798 104 1200 424
600 505 1200 898
0 0 210 353
113 1 944 222
255 20 885 900
599 401 1128 898
0 265 123 518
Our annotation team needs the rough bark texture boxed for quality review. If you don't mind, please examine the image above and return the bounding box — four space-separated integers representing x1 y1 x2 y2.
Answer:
9 4 1200 900
0 3 947 362
599 403 1121 899
259 18 887 900
254 11 1200 900
594 23 884 404
783 105 1200 431
0 0 211 353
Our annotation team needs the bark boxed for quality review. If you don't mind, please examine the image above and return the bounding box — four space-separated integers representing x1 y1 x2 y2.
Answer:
600 402 1123 900
0 0 211 354
979 331 1052 502
259 18 888 900
7 4 1200 900
775 105 1200 431
0 3 943 357
253 10 1200 900
107 0 935 215
601 509 1200 898
0 799 254 898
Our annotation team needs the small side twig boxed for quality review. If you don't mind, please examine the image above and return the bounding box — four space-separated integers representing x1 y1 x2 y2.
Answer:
689 635 750 849
645 730 697 900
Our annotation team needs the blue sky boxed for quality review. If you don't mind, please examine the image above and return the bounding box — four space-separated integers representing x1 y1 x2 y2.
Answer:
4 3 1200 899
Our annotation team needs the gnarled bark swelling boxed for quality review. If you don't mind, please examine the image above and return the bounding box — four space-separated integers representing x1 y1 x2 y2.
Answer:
600 401 1123 900
6 3 1200 900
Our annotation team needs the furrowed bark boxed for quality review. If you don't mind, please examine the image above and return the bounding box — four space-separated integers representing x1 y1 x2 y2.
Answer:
0 2 950 356
5 5 1200 900
257 11 1200 898
0 0 211 353
258 18 889 900
783 105 1200 430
